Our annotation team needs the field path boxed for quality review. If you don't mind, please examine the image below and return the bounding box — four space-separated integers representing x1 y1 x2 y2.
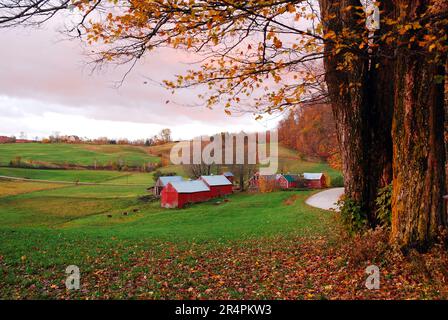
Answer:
305 188 344 211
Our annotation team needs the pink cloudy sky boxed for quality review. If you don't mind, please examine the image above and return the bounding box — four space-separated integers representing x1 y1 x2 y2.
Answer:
0 18 280 141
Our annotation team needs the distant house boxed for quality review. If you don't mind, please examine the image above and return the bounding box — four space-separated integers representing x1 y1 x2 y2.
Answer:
161 180 211 208
154 176 184 196
15 139 33 143
304 173 327 189
67 135 81 143
223 172 234 184
0 136 14 144
249 172 318 191
248 173 261 190
200 175 233 198
279 174 301 189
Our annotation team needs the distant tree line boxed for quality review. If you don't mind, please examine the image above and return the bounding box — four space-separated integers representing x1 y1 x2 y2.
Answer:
278 103 342 170
1 129 173 147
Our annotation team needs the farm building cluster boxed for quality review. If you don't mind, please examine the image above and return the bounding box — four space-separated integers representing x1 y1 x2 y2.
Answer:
248 172 327 192
154 171 327 209
155 173 234 209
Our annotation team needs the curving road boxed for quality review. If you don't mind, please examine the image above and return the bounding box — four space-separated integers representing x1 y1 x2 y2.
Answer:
305 188 345 211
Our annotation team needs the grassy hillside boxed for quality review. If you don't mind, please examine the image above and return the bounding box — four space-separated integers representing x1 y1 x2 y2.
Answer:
0 143 160 167
147 142 179 157
277 145 342 183
0 167 153 185
0 142 341 183
149 142 342 184
0 180 64 197
0 187 328 240
0 167 128 183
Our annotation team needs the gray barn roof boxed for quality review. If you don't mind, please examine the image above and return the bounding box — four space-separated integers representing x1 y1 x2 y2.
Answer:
170 180 210 193
201 175 233 186
223 172 234 177
158 176 184 186
303 173 324 180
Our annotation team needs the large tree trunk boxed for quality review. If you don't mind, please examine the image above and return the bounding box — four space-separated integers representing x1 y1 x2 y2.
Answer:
445 56 448 189
391 0 447 250
319 0 393 225
363 0 395 224
319 0 369 204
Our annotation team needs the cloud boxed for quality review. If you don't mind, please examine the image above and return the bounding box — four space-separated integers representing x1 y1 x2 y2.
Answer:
0 19 279 139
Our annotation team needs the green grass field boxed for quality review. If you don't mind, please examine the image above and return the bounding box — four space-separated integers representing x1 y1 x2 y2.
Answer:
0 143 160 167
277 145 342 182
0 176 334 299
0 181 328 239
0 167 128 182
0 142 342 186
0 143 343 299
0 167 153 185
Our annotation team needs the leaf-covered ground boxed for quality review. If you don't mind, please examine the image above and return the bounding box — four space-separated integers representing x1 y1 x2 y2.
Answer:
1 228 447 300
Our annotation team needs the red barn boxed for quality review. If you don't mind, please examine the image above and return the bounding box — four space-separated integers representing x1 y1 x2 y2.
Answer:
200 175 233 198
161 180 211 209
154 176 184 196
304 173 327 189
15 139 33 143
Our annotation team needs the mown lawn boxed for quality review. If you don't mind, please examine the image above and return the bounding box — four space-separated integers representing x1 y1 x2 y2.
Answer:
0 143 160 167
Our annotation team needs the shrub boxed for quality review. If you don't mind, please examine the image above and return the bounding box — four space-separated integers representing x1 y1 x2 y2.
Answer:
375 184 392 227
9 156 22 167
153 170 178 181
346 227 390 267
258 176 278 193
137 195 158 203
324 173 331 187
337 197 368 234
331 175 344 187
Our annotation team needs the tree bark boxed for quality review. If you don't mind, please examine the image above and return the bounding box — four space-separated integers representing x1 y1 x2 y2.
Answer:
319 0 369 203
319 0 393 225
391 0 447 250
364 0 395 224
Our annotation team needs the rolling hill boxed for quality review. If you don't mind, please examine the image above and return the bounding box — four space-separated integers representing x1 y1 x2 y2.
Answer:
0 142 342 186
0 143 160 168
